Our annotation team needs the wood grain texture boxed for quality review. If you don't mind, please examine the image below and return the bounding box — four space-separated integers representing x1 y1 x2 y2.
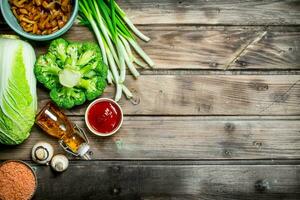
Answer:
1 0 300 25
27 161 300 200
1 25 300 69
0 116 299 160
115 0 300 25
0 0 299 198
59 26 300 70
35 75 300 116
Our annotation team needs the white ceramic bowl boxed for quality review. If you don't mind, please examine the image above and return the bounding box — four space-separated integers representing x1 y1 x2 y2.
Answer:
85 98 123 137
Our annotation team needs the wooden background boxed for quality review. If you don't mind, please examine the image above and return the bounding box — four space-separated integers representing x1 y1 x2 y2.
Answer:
0 0 300 199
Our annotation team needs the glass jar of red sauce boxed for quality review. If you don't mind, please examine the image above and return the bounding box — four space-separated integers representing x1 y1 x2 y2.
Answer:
85 98 123 136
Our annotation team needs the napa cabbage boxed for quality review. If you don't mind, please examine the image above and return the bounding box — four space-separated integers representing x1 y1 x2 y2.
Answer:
0 35 37 145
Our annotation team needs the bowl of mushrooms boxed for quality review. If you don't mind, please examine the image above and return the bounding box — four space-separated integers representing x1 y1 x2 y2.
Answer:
0 0 78 41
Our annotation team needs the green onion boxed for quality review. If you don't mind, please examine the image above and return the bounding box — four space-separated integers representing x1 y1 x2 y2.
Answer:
111 0 150 42
79 0 154 101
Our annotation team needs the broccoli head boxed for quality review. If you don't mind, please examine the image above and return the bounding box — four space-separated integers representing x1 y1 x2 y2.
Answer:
34 38 108 109
50 87 86 109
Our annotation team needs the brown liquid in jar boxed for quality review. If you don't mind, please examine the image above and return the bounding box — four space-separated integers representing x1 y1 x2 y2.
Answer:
36 102 85 153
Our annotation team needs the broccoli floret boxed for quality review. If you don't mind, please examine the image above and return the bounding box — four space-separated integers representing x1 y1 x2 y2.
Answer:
48 38 68 64
50 87 86 109
78 77 106 100
34 54 61 89
77 43 99 66
98 63 108 79
34 38 108 109
83 71 97 79
79 60 108 79
79 61 98 75
65 42 82 68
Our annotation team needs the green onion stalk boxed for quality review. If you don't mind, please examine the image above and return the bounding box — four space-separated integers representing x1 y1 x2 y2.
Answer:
78 0 154 101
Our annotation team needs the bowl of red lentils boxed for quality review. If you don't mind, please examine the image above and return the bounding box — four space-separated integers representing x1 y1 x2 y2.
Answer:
0 0 78 41
0 160 37 200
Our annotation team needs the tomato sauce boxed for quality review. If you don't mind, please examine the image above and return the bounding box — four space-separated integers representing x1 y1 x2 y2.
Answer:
87 100 122 134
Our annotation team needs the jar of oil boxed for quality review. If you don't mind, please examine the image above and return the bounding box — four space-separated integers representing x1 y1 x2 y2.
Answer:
36 102 90 159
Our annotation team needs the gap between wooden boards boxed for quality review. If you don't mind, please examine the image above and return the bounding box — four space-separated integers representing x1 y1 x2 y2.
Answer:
1 24 300 70
1 116 299 160
37 75 300 116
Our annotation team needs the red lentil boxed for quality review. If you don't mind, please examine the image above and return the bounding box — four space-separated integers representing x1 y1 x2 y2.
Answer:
0 161 36 200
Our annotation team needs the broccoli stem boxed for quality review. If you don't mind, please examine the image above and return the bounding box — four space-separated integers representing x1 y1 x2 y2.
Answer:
59 69 81 88
47 64 62 74
79 62 97 75
77 79 89 89
60 87 76 98
77 51 95 66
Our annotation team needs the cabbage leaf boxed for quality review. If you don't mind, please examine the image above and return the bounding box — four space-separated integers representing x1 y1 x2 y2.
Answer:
0 36 37 145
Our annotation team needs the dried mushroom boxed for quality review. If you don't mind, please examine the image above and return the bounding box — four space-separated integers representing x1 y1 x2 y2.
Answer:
9 0 72 35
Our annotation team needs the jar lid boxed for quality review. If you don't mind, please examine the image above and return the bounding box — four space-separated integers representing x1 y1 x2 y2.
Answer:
77 143 91 159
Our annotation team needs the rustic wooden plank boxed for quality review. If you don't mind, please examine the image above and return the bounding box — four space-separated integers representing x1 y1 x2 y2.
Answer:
0 116 299 160
1 0 300 25
60 26 300 70
116 0 300 25
26 161 300 199
2 25 300 69
35 75 300 116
